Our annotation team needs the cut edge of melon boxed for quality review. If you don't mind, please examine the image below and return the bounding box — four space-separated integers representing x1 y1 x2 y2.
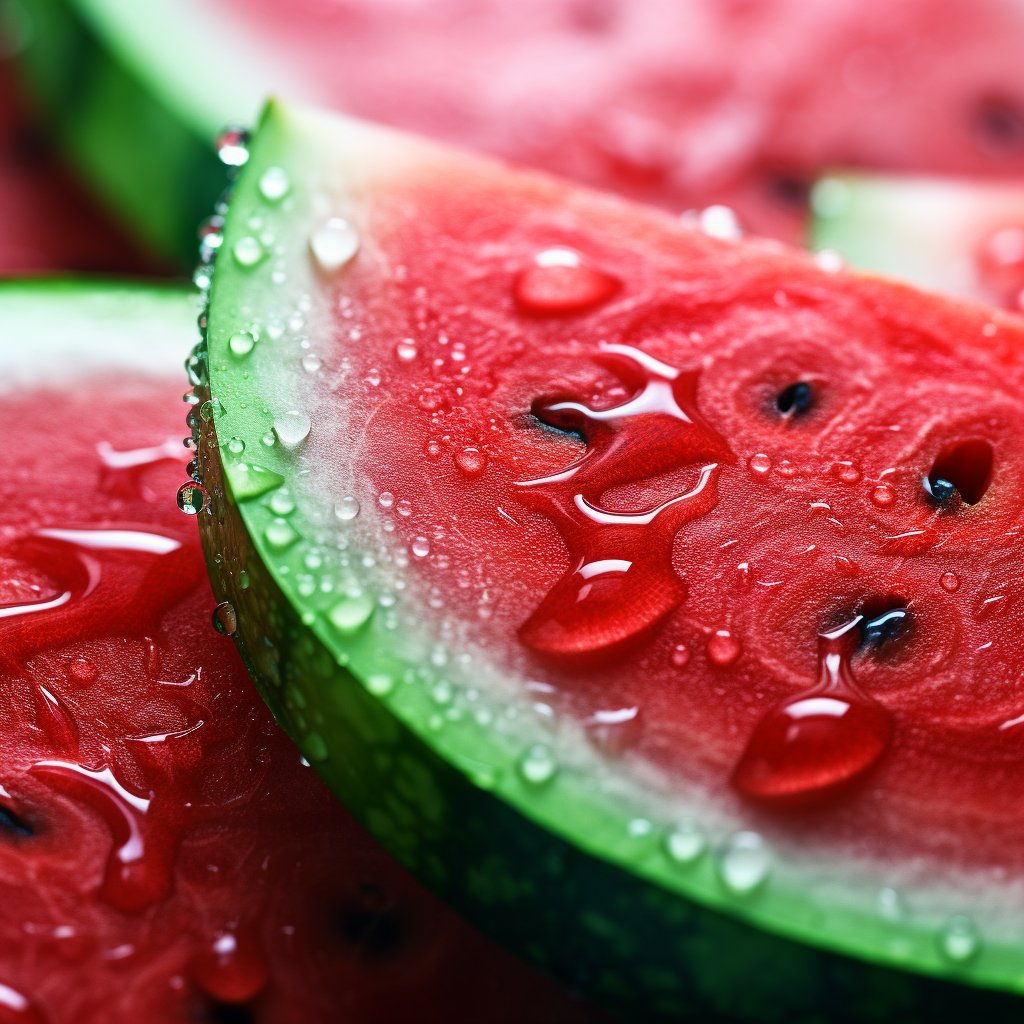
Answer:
199 102 1024 1014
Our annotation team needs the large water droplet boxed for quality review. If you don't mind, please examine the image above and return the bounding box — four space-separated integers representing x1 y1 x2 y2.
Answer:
706 629 741 666
335 496 360 521
454 447 488 478
518 743 558 785
310 217 360 272
176 483 208 515
212 601 237 636
514 247 620 314
215 126 250 167
224 463 284 501
258 166 291 203
938 915 981 964
273 411 311 449
228 329 256 357
718 831 771 895
411 536 430 558
191 930 269 1003
66 657 99 688
664 820 707 865
232 236 265 268
264 519 298 550
327 593 375 635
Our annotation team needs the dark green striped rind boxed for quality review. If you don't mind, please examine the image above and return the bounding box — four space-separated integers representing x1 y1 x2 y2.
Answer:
14 0 222 266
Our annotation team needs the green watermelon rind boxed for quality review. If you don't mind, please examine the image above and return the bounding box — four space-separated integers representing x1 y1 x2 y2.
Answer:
197 102 1024 1021
14 0 229 264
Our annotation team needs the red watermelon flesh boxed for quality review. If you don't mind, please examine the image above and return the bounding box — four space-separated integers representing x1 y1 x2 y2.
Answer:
212 0 1024 244
214 103 1024 929
0 297 599 1023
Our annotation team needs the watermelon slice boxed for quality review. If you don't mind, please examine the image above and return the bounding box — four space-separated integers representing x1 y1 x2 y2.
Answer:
810 172 1024 308
194 101 1024 1020
19 0 1024 263
0 280 599 1024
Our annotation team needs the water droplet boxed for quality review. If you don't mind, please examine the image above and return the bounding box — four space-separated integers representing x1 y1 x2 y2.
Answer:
941 571 961 593
706 629 741 666
378 491 395 509
697 204 743 241
211 601 237 636
395 339 418 362
584 705 641 755
452 447 488 478
224 463 284 501
878 886 905 921
176 483 208 515
664 820 707 865
938 915 981 964
832 461 862 485
518 743 558 785
301 352 321 374
732 617 891 802
258 166 291 202
191 930 269 1003
229 329 256 357
671 643 690 668
264 519 298 550
199 398 224 423
748 453 772 477
718 831 771 895
215 126 250 167
870 483 896 508
396 499 412 517
814 248 845 273
334 496 360 521
238 570 251 590
411 537 430 558
273 411 311 449
309 217 360 272
232 236 265 268
514 247 620 314
268 490 295 516
66 657 99 688
327 593 375 635
225 436 245 455
364 674 394 697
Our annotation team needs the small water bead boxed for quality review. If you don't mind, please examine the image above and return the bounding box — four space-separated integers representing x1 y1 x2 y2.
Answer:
225 437 245 456
301 352 322 374
264 519 298 550
663 820 707 865
833 461 862 485
176 483 208 515
870 483 896 508
425 441 443 461
453 447 488 478
258 166 291 202
224 463 284 501
706 629 741 666
670 644 690 668
228 329 256 357
514 247 620 314
309 217 360 272
232 236 265 268
814 248 845 273
183 436 197 451
365 368 382 387
66 657 99 687
199 399 224 424
518 743 558 786
378 491 395 509
268 490 295 516
327 593 375 635
877 886 906 921
335 496 360 521
273 411 311 449
697 204 743 241
238 570 251 590
410 537 431 559
215 126 250 167
364 673 394 697
748 453 772 477
718 831 771 895
941 571 961 593
938 915 981 964
211 601 237 636
190 930 269 1003
395 339 418 362
396 499 413 517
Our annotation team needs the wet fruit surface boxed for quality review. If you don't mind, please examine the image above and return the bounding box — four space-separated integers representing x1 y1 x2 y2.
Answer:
0 356 600 1023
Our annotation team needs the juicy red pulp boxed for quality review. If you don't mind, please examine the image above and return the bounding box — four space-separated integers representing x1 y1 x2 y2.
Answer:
0 371 598 1023
330 166 1024 873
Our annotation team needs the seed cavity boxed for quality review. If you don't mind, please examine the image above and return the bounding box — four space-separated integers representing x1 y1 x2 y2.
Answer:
0 802 33 838
859 599 911 651
775 381 813 417
925 439 994 506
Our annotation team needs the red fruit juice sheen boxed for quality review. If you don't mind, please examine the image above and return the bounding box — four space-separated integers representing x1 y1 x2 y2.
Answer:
0 368 599 1023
